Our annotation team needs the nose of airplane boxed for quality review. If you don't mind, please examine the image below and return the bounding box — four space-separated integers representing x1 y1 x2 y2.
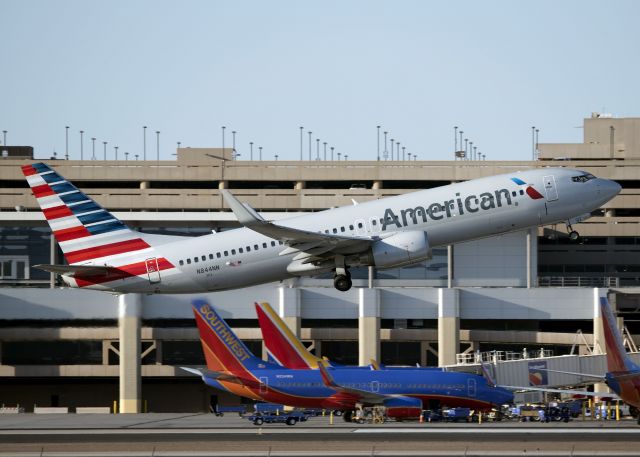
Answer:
599 179 622 200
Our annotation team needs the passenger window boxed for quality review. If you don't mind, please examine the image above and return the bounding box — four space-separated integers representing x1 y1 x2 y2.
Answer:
201 255 206 261
271 241 276 247
263 242 268 248
519 190 524 195
246 246 251 252
239 248 243 253
224 250 229 256
324 229 329 233
209 254 214 260
179 260 184 266
194 257 199 263
340 226 345 232
254 244 258 250
332 228 338 233
358 222 363 228
279 241 283 245
186 258 191 265
349 224 354 230
216 252 221 258
231 249 236 255
372 220 377 226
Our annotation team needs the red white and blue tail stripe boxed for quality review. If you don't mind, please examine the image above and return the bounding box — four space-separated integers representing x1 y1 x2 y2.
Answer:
21 162 175 289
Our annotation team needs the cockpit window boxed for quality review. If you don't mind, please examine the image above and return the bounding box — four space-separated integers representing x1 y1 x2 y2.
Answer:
571 173 596 183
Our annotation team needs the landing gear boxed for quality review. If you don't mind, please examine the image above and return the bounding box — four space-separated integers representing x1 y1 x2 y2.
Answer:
566 221 579 241
334 273 352 292
343 410 353 422
333 254 352 292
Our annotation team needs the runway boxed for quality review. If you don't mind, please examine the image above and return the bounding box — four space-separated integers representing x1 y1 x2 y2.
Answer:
0 413 639 456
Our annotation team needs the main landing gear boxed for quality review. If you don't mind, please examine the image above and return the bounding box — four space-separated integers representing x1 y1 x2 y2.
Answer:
333 255 352 292
566 220 579 241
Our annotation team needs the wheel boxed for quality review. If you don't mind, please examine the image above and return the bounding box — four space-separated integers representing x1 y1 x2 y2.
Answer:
253 417 264 426
285 417 297 426
334 274 352 291
333 410 343 416
343 410 353 422
569 230 579 241
218 412 224 417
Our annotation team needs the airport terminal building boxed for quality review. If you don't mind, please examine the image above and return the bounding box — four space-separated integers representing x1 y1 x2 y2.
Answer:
0 113 639 412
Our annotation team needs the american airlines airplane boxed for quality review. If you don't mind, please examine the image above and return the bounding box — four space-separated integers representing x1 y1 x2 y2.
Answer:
22 163 620 293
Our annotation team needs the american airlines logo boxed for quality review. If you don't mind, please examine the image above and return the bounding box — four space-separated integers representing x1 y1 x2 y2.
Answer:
382 186 518 230
199 304 251 361
510 177 544 200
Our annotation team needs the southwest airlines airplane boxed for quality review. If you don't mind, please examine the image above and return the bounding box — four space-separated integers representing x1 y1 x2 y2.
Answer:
183 300 514 420
22 163 620 293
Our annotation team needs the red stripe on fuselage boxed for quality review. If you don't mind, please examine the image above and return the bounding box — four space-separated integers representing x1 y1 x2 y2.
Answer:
54 225 92 243
74 257 174 287
43 205 74 220
21 165 38 176
66 238 150 263
32 184 55 198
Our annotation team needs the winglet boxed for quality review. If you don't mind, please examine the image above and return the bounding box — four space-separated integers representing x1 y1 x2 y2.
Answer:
369 359 380 370
317 362 339 388
220 189 265 226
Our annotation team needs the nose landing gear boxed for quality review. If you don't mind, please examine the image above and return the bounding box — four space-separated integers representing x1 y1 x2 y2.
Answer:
566 221 579 241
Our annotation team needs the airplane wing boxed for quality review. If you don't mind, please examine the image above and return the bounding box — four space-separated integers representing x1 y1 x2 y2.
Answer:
34 264 116 276
220 189 375 256
317 362 388 405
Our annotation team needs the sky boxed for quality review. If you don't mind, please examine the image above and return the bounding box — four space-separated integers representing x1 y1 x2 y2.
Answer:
2 0 639 162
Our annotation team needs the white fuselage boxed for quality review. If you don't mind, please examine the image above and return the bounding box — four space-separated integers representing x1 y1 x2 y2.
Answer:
66 167 620 293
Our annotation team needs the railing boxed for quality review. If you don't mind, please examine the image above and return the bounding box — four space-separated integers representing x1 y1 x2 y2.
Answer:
456 348 554 365
537 276 619 288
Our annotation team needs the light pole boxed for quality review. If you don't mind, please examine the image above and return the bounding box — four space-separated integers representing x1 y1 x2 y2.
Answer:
2 130 6 146
464 138 468 161
91 137 96 160
323 142 327 161
396 141 400 161
177 141 181 149
65 126 69 160
156 131 160 161
469 141 473 160
316 138 320 160
232 131 236 158
473 146 477 161
390 139 394 160
531 126 535 160
459 131 463 158
337 152 341 161
103 141 107 161
222 126 226 153
402 146 406 161
377 125 381 161
331 146 334 161
454 126 458 153
535 128 539 158
115 146 119 161
383 131 388 160
143 126 147 160
259 146 262 161
250 142 254 160
125 152 129 161
275 154 279 161
308 131 312 161
344 154 348 161
79 130 84 160
299 126 304 161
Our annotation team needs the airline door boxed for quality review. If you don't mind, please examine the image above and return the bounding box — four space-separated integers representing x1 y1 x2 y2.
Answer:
370 380 380 393
259 377 268 394
543 175 559 202
467 378 477 398
145 257 161 284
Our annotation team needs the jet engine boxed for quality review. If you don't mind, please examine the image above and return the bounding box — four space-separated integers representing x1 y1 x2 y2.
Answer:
383 395 423 419
370 231 431 269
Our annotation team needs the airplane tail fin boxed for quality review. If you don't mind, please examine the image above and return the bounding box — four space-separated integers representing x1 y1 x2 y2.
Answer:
21 163 152 265
192 299 265 373
255 301 329 369
600 297 639 373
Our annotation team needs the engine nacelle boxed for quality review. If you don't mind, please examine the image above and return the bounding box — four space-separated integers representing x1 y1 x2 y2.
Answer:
371 231 431 269
383 395 423 419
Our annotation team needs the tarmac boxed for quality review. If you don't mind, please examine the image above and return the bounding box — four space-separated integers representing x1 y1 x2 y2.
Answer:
0 413 639 456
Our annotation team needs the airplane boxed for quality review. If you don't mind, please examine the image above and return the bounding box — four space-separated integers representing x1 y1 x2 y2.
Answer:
22 162 621 293
255 300 443 371
501 297 640 423
183 299 514 421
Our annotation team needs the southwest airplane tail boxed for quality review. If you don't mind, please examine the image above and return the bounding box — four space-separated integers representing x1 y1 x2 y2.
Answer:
600 297 640 412
21 162 177 290
255 301 329 369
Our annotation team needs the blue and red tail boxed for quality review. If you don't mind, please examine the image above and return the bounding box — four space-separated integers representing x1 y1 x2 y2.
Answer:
21 163 176 288
192 299 266 373
600 297 639 374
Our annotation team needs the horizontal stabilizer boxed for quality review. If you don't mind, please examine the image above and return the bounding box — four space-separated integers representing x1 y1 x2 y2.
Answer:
179 367 244 384
34 264 115 277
